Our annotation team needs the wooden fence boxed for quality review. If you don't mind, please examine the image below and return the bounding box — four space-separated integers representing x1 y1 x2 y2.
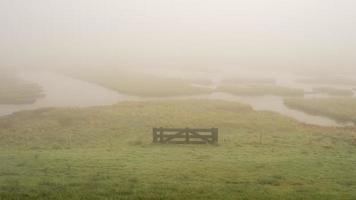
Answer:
152 128 218 144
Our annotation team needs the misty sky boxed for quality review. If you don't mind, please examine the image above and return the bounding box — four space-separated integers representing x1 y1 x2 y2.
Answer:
1 0 355 74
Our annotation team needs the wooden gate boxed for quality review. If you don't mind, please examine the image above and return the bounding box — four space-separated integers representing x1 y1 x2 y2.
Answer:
152 128 218 144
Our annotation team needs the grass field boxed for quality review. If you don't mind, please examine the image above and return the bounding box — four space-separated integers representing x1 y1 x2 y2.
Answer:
313 87 353 96
217 85 305 97
284 98 356 124
1 100 356 199
0 71 43 104
63 68 212 97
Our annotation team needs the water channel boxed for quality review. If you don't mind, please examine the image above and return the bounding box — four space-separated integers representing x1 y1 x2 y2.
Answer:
0 70 354 127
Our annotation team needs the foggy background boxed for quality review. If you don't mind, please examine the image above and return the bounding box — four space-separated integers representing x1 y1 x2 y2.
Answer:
1 0 355 75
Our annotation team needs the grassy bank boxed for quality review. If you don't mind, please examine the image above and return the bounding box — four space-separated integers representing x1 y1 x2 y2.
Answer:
1 100 356 199
0 71 43 104
297 77 356 86
217 85 304 97
64 68 212 97
58 68 309 98
284 98 356 123
222 77 276 85
313 87 353 96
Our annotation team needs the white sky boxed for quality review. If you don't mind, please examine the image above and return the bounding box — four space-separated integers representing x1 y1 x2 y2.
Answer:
1 0 355 74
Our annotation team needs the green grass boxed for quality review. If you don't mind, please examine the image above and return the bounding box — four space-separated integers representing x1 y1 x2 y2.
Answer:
0 71 43 104
284 98 356 123
313 87 353 96
217 85 305 97
1 100 356 199
63 68 212 97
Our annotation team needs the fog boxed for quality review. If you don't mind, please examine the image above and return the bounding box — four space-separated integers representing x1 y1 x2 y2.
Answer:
2 1 356 198
1 0 356 75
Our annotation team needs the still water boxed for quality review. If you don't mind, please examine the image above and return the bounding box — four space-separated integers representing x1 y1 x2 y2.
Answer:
0 71 136 116
0 71 353 127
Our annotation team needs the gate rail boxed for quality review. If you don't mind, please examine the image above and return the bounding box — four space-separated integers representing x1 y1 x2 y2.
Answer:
152 128 218 144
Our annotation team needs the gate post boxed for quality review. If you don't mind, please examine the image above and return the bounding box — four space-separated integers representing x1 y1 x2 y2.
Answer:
185 127 190 144
159 127 164 143
152 128 158 143
212 128 218 144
